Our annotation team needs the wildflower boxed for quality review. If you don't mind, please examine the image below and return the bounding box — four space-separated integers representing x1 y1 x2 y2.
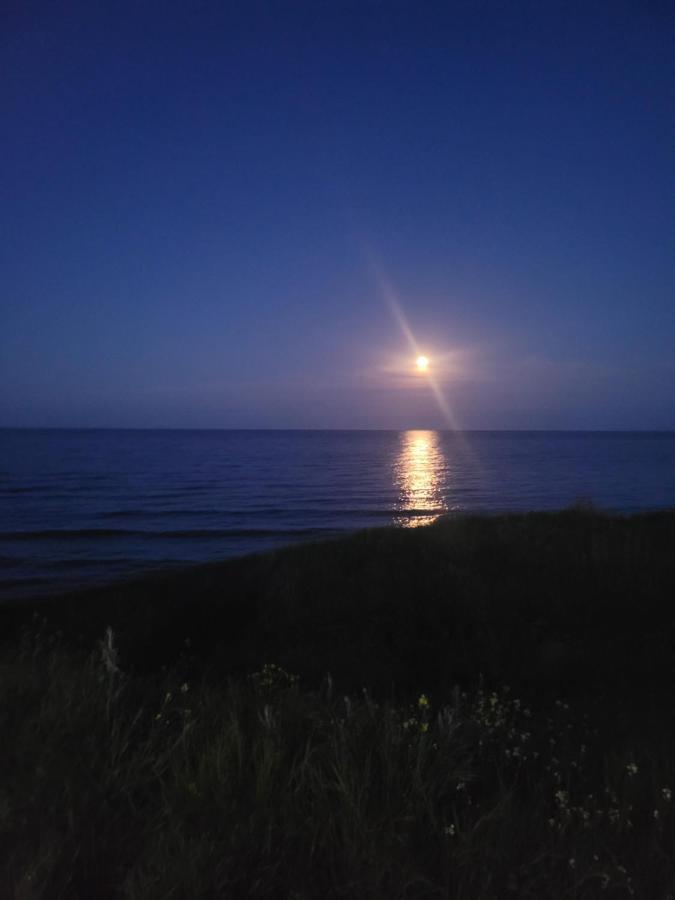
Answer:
653 809 660 819
569 858 576 870
252 662 298 692
662 787 672 802
626 762 638 776
164 692 172 704
418 693 430 709
555 789 569 808
420 722 429 733
444 824 456 836
180 682 189 693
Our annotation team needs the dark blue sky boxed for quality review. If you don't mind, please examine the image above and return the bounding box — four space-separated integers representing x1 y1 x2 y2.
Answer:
2 1 674 429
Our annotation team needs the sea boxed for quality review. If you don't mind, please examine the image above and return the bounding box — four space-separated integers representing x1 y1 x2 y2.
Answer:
1 428 674 601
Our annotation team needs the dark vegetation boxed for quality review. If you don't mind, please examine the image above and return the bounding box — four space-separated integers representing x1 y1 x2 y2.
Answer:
2 509 675 898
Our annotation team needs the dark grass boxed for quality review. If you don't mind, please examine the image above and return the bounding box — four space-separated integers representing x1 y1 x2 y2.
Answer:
5 508 675 701
3 509 675 897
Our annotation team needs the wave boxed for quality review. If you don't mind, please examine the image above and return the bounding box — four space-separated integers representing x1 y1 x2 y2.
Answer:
1 486 58 495
0 555 26 567
98 507 442 520
0 526 346 541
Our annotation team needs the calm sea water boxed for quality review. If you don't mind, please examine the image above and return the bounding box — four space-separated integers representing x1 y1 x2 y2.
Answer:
1 428 674 600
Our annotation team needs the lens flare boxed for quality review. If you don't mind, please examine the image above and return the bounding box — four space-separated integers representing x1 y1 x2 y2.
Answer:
416 355 429 372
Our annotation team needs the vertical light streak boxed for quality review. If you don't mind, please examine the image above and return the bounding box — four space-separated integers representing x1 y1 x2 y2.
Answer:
372 264 463 432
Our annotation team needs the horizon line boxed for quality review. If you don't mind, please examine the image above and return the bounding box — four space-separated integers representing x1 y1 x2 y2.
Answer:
2 426 675 434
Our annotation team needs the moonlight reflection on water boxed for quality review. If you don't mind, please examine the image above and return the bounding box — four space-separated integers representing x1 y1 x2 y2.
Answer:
394 430 448 527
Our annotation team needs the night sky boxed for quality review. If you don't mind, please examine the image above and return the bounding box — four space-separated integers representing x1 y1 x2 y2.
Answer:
2 1 674 430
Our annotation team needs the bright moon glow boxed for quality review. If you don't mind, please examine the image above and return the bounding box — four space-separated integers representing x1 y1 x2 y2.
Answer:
416 355 430 372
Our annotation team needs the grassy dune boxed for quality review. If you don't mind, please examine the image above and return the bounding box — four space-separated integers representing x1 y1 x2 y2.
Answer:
2 509 675 897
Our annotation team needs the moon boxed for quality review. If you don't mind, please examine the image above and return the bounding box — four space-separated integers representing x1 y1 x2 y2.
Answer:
416 355 429 372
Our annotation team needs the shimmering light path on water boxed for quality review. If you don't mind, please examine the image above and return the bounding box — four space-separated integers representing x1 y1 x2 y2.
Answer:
394 431 448 527
1 429 674 599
